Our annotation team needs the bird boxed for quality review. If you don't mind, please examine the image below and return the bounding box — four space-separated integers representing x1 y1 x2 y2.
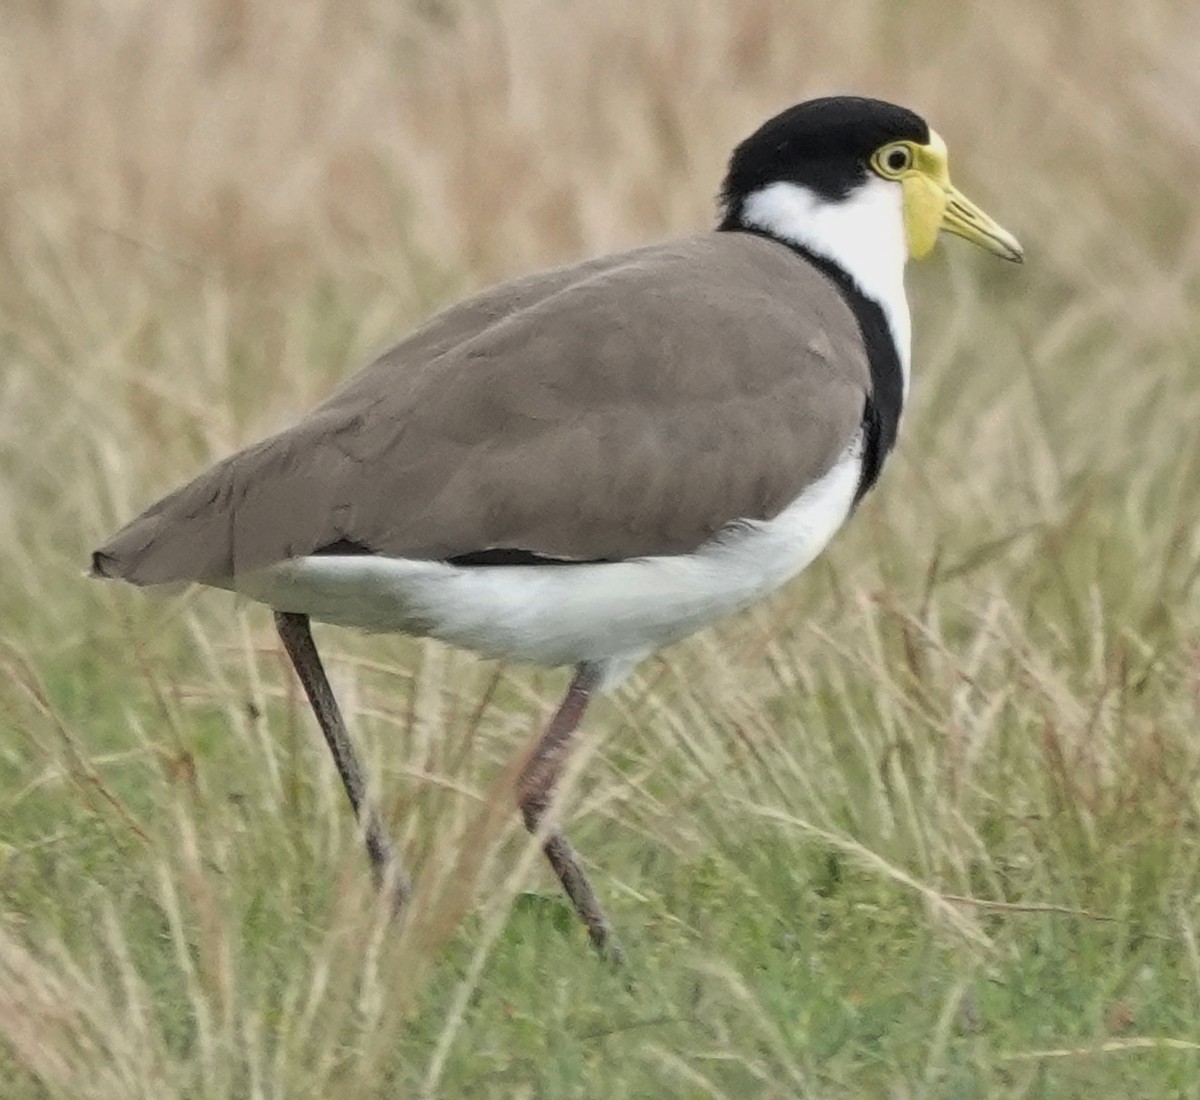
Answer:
92 95 1022 962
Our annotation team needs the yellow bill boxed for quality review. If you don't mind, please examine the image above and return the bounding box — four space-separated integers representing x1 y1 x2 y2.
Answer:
941 185 1024 263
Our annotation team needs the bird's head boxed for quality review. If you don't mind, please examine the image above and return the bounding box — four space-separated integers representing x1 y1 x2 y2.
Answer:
719 96 1023 276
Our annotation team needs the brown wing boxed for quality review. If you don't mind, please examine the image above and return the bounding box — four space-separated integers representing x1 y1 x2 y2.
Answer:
93 233 870 586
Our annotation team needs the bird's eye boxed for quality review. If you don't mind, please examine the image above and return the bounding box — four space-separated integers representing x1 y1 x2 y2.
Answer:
874 143 913 177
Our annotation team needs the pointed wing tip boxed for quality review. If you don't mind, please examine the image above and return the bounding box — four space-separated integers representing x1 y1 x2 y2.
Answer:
89 549 119 580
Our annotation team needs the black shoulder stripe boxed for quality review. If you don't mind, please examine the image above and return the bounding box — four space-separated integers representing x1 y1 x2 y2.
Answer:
793 249 904 503
723 228 905 505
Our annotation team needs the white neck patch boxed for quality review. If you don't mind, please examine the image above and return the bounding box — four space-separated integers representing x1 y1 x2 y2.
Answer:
739 177 912 392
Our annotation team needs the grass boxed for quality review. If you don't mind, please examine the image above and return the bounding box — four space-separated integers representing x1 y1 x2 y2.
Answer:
4 0 1200 1095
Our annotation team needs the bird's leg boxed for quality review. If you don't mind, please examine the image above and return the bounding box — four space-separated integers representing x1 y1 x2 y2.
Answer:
517 662 622 963
274 611 410 914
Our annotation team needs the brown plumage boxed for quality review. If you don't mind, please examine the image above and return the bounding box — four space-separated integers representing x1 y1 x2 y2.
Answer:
92 233 868 586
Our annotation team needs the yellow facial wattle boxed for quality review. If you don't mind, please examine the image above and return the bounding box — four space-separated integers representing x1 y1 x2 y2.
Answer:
873 129 1023 263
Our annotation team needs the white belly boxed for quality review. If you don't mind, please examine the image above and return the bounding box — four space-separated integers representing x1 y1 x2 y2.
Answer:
233 435 863 670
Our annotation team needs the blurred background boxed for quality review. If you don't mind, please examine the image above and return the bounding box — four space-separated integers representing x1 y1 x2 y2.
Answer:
3 1 1200 1096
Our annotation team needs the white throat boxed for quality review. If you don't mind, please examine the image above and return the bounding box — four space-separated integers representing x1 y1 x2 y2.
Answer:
739 178 912 390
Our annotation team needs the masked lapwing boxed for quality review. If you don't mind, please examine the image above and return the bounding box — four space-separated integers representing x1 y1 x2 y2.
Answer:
92 96 1022 961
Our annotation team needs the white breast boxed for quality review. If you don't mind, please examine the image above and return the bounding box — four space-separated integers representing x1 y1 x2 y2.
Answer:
233 434 863 672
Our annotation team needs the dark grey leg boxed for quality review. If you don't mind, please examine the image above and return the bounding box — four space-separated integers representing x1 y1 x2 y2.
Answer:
274 611 409 913
517 663 622 962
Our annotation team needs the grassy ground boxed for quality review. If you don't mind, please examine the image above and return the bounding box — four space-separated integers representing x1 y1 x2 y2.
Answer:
4 0 1200 1095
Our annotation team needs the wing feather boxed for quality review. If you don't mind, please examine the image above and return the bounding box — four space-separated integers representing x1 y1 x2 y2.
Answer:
93 234 870 585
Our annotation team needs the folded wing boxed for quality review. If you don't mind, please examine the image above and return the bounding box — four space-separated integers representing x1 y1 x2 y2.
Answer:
93 234 870 586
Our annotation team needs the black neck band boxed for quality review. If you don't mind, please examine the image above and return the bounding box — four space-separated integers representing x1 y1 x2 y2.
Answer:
720 224 905 504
